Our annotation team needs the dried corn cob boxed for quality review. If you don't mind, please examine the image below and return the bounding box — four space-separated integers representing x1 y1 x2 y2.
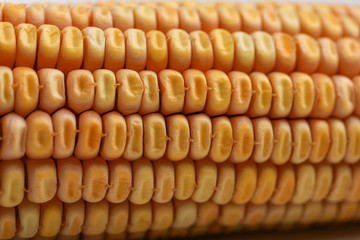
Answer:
2 23 360 76
1 1 360 239
1 2 360 40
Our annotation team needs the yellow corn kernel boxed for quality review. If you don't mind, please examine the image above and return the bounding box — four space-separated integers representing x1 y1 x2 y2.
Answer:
233 32 255 73
183 69 207 114
188 114 211 160
152 159 175 203
106 201 129 234
270 120 292 165
92 6 113 30
317 37 339 75
38 69 65 114
15 24 37 68
0 160 24 207
57 26 84 74
82 200 109 235
60 200 85 236
124 29 147 71
159 70 185 115
106 160 131 203
134 5 157 33
56 157 82 203
16 198 40 238
104 28 125 72
189 31 214 72
166 114 190 161
36 24 60 69
143 113 167 160
252 31 276 73
238 3 262 33
146 30 168 72
52 108 76 159
26 3 46 27
75 111 102 160
70 4 91 29
123 114 143 161
179 7 201 33
45 4 71 30
197 3 218 33
174 158 195 201
166 29 191 72
129 158 154 204
156 6 179 33
217 3 241 32
82 27 105 72
230 116 254 163
3 3 26 27
0 22 16 68
82 157 108 203
0 113 26 160
232 161 257 204
25 110 53 159
272 33 296 73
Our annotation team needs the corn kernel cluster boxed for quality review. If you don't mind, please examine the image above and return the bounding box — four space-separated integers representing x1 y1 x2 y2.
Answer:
0 1 360 240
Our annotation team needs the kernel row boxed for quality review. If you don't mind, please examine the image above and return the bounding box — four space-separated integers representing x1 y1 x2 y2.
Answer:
1 157 360 208
1 22 360 76
2 109 360 163
2 67 360 119
2 2 360 40
1 198 360 239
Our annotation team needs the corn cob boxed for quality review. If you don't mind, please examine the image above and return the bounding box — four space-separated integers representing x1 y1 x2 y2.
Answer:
1 1 360 239
1 2 360 40
2 23 360 76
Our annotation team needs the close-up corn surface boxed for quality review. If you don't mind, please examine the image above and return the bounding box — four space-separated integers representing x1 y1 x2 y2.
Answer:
1 0 360 240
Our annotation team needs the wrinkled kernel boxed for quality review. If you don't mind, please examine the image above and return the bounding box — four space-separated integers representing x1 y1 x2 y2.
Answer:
45 5 71 30
100 112 126 161
0 67 14 115
188 114 212 160
0 22 16 68
252 117 274 163
66 70 95 114
183 69 207 114
124 29 147 71
290 120 312 164
209 117 233 163
75 111 102 160
268 72 293 118
134 5 157 32
111 5 134 31
0 113 26 160
210 29 234 72
123 114 143 161
159 70 185 115
337 38 360 77
237 3 262 33
217 3 241 32
38 69 65 114
317 38 339 75
273 33 296 73
179 6 201 32
25 110 53 159
332 75 355 118
143 113 167 160
15 24 37 68
205 70 231 116
116 69 144 115
156 6 179 33
57 26 84 75
36 24 60 69
167 29 191 72
82 27 106 72
233 32 255 73
104 28 125 72
92 6 113 30
190 31 214 71
52 108 76 159
166 114 190 161
310 74 336 118
248 72 272 117
146 30 168 72
270 120 292 165
252 31 276 73
230 116 254 163
308 120 330 163
295 34 321 73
